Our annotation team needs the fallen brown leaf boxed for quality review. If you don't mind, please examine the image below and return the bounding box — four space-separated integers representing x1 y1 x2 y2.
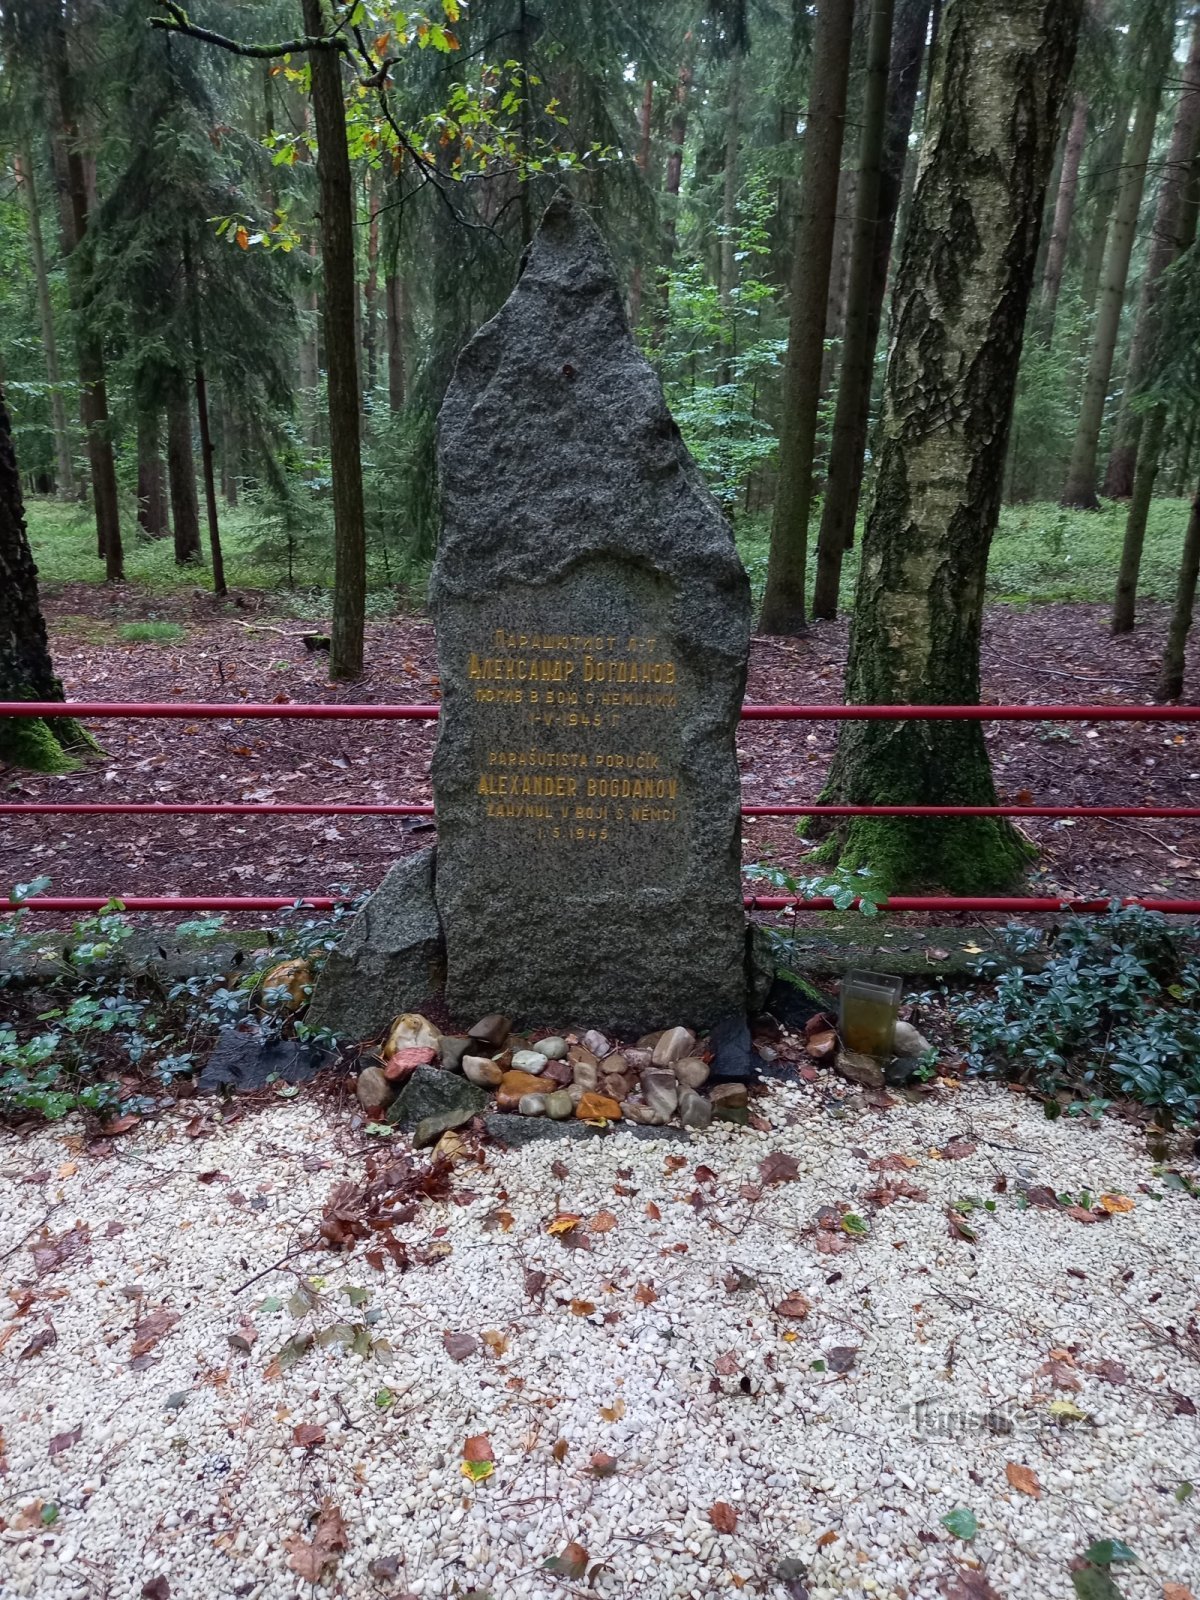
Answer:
598 1399 625 1422
569 1299 596 1317
48 1425 81 1456
760 1152 801 1185
868 1153 920 1172
589 1209 618 1233
481 1329 509 1357
939 1138 977 1161
1005 1461 1040 1498
131 1308 179 1360
864 1179 929 1207
463 1433 493 1462
634 1281 658 1306
19 1322 57 1360
645 1202 661 1221
293 1423 326 1448
545 1541 588 1579
589 1450 618 1477
708 1501 738 1534
1162 1585 1196 1600
776 1295 812 1320
715 1350 740 1375
552 1438 569 1464
31 1221 90 1276
285 1498 348 1583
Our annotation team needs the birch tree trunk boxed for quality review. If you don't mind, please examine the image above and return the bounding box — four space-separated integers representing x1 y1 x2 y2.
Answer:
818 0 1082 892
759 0 855 635
1158 483 1200 700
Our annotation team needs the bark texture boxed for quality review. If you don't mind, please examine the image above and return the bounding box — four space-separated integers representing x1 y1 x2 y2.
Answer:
136 405 168 539
50 14 122 578
1061 32 1170 509
1103 13 1200 500
812 0 929 620
0 384 91 771
1158 483 1200 700
14 144 75 499
1038 92 1087 334
304 0 366 681
759 0 856 635
166 371 201 565
820 0 1082 892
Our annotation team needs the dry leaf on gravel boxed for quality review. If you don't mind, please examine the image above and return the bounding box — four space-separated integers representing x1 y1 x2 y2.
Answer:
827 1346 858 1373
227 1315 257 1355
599 1400 625 1422
1065 1205 1105 1224
141 1579 170 1600
551 1159 569 1180
552 1438 569 1463
31 1222 90 1276
760 1152 801 1185
1098 1193 1134 1214
48 1425 81 1456
776 1295 812 1320
634 1281 658 1306
645 1201 661 1220
939 1573 1004 1600
544 1541 588 1579
570 1299 596 1316
546 1213 583 1235
1092 1360 1129 1385
868 1153 920 1172
715 1351 740 1375
1162 1585 1196 1600
1005 1462 1041 1498
463 1433 493 1461
481 1329 509 1356
589 1451 618 1477
285 1498 348 1582
947 1209 977 1243
708 1502 738 1534
665 1155 687 1173
812 1231 854 1255
445 1322 481 1356
293 1423 326 1448
589 1209 618 1233
131 1309 179 1360
939 1138 977 1161
19 1322 57 1360
864 1180 929 1207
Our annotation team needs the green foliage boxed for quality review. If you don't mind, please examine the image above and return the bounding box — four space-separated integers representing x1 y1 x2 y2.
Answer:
118 621 186 644
0 889 361 1125
957 906 1200 1124
744 861 881 917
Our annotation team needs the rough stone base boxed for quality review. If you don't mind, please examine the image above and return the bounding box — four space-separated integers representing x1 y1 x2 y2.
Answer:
484 1113 689 1146
305 848 446 1043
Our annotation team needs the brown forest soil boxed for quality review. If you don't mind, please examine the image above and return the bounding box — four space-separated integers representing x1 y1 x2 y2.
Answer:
2 585 1198 923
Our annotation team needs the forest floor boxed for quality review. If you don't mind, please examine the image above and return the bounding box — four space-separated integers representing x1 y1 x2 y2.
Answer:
2 576 1198 917
1 1077 1197 1600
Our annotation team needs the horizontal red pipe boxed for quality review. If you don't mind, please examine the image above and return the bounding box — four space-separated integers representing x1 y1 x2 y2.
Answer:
10 894 1200 915
3 801 1199 820
3 700 1199 722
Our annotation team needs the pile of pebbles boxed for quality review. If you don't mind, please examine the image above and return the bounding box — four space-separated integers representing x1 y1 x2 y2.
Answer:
356 1013 750 1134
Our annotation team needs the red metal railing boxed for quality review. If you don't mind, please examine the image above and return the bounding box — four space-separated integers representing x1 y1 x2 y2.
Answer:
3 699 1198 916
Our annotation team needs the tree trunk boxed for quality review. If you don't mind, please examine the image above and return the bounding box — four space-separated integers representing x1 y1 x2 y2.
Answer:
364 171 380 404
166 371 201 565
1111 402 1167 633
813 0 927 621
1038 92 1087 335
1077 108 1128 318
221 402 240 507
718 54 743 385
1061 45 1169 509
14 143 75 500
0 384 93 771
49 15 122 579
1176 415 1196 497
304 0 366 681
1158 482 1200 699
1103 13 1200 500
659 34 695 318
628 76 655 328
759 0 856 635
819 0 1082 892
385 269 406 413
821 165 858 395
183 235 226 597
136 404 168 539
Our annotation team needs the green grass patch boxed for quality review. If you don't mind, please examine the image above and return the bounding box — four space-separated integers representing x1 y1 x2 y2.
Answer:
732 496 1195 611
26 499 428 612
118 621 186 644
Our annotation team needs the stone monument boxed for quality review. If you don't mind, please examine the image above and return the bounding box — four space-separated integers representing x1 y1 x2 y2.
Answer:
429 192 751 1030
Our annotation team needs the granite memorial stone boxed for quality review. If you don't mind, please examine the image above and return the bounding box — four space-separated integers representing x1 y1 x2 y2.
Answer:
431 193 751 1030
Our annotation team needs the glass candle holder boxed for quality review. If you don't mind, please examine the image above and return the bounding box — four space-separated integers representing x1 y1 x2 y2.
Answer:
839 969 902 1058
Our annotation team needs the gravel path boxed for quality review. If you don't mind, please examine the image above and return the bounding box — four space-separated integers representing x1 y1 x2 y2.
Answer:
2 1078 1198 1600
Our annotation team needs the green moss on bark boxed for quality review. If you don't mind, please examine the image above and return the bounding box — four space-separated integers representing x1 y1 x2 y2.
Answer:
830 815 1034 895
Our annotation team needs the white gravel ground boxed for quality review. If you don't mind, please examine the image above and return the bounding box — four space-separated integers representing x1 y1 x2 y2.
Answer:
2 1075 1198 1600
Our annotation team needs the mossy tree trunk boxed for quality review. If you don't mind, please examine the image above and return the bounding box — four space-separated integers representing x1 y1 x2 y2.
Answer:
0 384 94 772
166 370 201 566
818 0 1082 893
1038 92 1087 337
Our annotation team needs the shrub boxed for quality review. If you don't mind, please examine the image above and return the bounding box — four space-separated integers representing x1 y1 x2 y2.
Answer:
957 906 1200 1124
